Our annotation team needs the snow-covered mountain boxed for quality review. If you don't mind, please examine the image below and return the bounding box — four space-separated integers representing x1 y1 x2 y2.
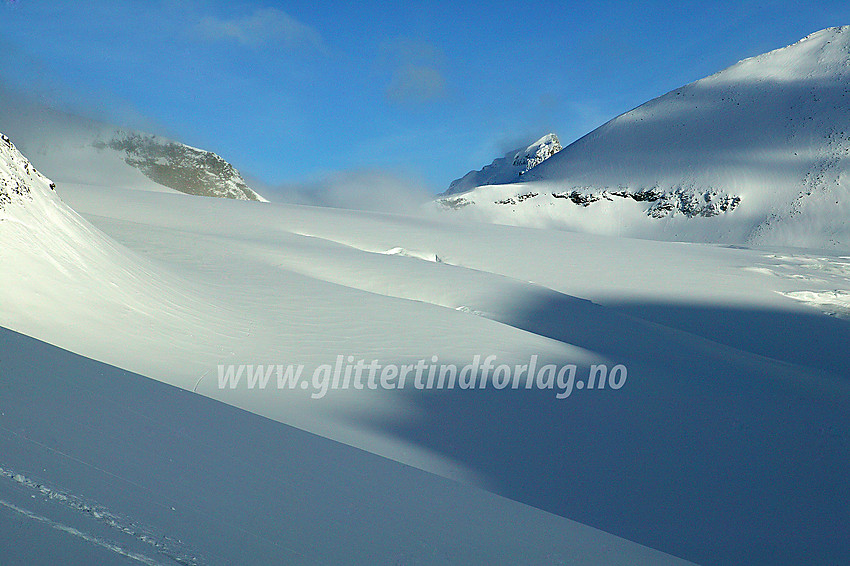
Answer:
2 138 689 563
443 133 562 195
438 26 850 249
0 86 265 201
0 133 55 212
4 28 850 564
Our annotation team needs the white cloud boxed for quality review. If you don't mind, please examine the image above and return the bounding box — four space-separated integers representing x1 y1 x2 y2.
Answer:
197 7 323 50
262 170 432 214
380 38 447 104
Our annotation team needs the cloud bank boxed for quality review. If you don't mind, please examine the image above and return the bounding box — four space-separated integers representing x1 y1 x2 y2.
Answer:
257 170 433 214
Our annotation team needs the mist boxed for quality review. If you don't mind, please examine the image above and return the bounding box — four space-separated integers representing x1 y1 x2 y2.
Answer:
250 170 436 214
0 71 437 214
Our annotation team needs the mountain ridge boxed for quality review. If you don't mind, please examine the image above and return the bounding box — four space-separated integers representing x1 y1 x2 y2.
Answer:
437 26 850 249
0 132 54 214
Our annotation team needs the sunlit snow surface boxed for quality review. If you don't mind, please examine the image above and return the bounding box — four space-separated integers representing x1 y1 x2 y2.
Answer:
2 166 848 563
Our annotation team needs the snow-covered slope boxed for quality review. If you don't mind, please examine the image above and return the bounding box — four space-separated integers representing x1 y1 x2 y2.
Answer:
0 129 699 564
0 87 265 201
0 131 243 379
438 27 850 249
3 123 850 565
0 133 56 210
52 178 850 565
443 133 562 196
1 327 691 566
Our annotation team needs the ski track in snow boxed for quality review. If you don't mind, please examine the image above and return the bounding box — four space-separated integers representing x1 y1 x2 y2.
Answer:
0 499 164 565
0 465 204 566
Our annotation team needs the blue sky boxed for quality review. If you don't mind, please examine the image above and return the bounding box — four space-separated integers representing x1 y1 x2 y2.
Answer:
1 0 849 193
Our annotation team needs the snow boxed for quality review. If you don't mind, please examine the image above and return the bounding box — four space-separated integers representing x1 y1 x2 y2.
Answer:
1 327 688 565
442 133 562 195
437 27 850 249
2 168 845 563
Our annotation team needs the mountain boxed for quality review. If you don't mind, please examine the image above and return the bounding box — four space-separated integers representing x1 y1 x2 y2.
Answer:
0 85 266 201
443 133 562 196
92 131 266 201
437 27 850 249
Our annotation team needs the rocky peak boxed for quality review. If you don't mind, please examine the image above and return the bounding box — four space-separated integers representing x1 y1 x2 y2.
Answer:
93 132 267 202
512 133 562 172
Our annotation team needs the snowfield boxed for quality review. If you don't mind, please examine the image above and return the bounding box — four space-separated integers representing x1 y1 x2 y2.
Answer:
2 26 850 566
